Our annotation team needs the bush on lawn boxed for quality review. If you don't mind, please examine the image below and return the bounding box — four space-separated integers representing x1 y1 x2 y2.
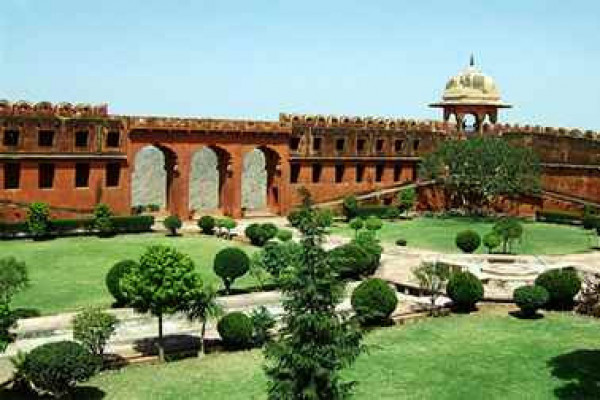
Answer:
259 241 302 278
217 312 254 350
27 202 51 238
396 238 407 246
21 341 100 398
249 306 276 346
328 243 373 279
349 217 364 237
276 228 293 242
483 232 501 253
535 210 582 225
342 195 358 221
447 271 484 312
365 216 383 233
216 217 237 239
214 247 250 293
105 259 137 306
535 268 581 310
353 230 383 275
351 278 398 326
110 215 154 233
455 230 481 253
493 218 524 254
245 223 277 247
93 204 114 237
72 308 117 356
198 215 216 235
163 215 182 236
513 285 549 317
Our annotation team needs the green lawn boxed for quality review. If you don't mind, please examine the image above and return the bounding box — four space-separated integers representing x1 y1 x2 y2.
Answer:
1 233 258 315
331 217 595 255
4 312 597 399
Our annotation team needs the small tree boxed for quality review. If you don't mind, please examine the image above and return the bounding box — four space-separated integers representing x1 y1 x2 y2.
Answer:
93 203 114 237
365 216 383 236
0 257 28 353
27 202 50 238
455 230 481 253
397 187 417 217
198 215 216 235
413 261 451 315
72 308 117 357
250 306 276 346
185 284 222 356
493 218 524 254
213 247 250 293
122 245 202 361
483 232 502 254
349 217 364 238
342 195 358 221
264 189 363 399
163 215 182 236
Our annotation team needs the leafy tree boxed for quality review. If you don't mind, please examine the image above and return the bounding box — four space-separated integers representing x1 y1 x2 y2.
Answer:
0 257 28 353
349 217 364 238
93 203 114 237
185 284 222 356
72 308 117 356
27 202 50 238
250 306 276 346
342 195 358 221
122 245 202 361
419 137 541 213
413 262 451 315
493 218 524 254
256 241 302 279
365 216 383 236
397 187 417 216
264 189 363 399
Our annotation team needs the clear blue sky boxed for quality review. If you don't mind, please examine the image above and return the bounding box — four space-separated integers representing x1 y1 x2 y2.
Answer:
2 0 599 129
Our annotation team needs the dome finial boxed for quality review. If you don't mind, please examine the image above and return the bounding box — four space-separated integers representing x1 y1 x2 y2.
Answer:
469 54 475 67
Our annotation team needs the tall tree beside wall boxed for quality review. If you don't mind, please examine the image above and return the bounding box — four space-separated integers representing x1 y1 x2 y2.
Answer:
419 137 541 214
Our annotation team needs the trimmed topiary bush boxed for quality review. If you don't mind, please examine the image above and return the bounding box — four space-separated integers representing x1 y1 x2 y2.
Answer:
328 243 373 279
198 215 216 235
163 215 182 236
447 271 484 312
483 232 501 253
214 247 250 293
262 223 278 241
245 223 277 247
365 216 383 233
216 217 237 239
455 230 481 253
22 341 100 398
353 230 383 275
351 278 398 325
105 259 137 306
217 312 254 350
535 268 581 310
395 238 407 246
342 195 358 221
513 285 549 317
72 308 117 356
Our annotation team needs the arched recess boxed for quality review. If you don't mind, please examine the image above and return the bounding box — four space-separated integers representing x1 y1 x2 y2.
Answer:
189 146 231 213
242 147 281 213
131 144 178 213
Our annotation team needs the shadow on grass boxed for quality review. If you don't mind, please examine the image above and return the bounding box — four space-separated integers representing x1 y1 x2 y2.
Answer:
216 283 279 296
508 310 544 320
0 385 105 399
549 349 600 399
12 307 41 319
133 334 202 361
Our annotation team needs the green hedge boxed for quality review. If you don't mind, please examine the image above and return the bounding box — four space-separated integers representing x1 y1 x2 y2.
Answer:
0 215 154 239
535 210 583 225
353 205 398 219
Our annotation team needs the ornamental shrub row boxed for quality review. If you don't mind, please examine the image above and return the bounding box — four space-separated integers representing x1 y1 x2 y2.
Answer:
0 215 154 239
535 210 583 225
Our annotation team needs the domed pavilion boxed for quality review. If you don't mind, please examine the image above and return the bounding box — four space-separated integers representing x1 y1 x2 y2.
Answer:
430 55 511 133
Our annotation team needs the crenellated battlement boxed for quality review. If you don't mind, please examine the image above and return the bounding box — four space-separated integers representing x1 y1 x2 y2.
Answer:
0 100 109 118
125 115 291 133
482 123 600 141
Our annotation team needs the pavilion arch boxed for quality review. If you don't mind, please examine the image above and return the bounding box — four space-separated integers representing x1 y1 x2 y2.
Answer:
241 146 282 214
189 145 231 213
131 144 178 214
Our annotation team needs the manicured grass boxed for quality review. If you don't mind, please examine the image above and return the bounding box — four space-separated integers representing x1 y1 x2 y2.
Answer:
5 312 597 399
0 233 258 315
331 217 595 254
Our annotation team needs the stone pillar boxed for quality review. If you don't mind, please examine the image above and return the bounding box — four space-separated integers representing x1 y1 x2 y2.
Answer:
225 146 243 218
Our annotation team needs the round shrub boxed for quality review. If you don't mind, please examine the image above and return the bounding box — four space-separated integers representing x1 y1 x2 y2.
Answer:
163 215 182 236
483 232 501 253
395 238 407 246
217 312 254 350
27 202 51 238
276 228 293 242
349 217 364 234
328 243 373 279
354 231 383 275
455 230 481 253
365 216 383 232
198 215 216 235
22 341 100 398
259 241 302 278
447 271 484 312
351 278 398 325
535 268 581 310
245 223 277 247
214 247 250 293
262 223 279 241
513 285 549 317
105 259 137 306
